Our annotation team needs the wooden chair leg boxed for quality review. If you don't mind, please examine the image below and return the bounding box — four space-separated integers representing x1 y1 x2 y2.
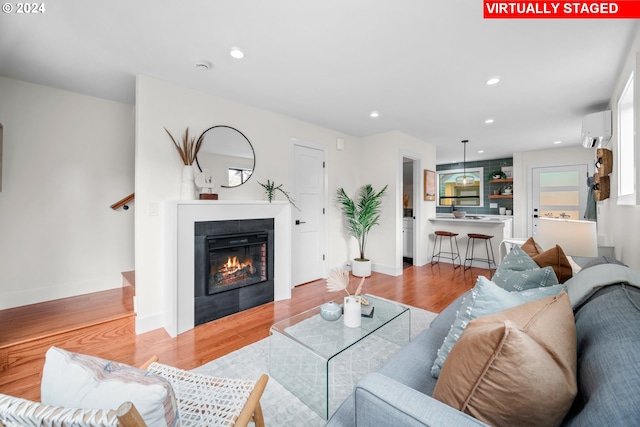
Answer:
116 401 147 427
139 355 159 370
234 374 269 427
252 402 265 427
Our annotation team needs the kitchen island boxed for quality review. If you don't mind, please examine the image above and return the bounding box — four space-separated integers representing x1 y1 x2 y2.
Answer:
429 214 513 268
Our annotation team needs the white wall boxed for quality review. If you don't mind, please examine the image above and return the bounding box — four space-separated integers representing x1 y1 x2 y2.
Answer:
359 131 436 273
0 76 135 309
596 28 640 270
135 76 437 333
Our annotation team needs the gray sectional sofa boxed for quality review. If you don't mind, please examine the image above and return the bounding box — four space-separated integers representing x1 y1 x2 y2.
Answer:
326 257 640 426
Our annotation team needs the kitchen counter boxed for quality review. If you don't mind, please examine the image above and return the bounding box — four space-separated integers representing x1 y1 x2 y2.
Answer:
428 214 513 267
430 214 513 224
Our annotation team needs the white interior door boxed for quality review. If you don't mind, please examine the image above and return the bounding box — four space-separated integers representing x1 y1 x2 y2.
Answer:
529 164 589 236
291 142 326 286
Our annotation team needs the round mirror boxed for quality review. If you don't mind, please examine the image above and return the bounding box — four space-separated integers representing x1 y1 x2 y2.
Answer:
196 126 255 188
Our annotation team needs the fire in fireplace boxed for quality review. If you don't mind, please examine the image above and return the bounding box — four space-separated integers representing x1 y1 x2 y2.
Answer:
194 219 274 326
206 232 268 294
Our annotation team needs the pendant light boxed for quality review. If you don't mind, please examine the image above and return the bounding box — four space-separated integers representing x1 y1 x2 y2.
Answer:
455 140 475 187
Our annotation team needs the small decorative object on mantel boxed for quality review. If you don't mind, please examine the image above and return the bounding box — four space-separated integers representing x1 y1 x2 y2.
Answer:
325 268 370 328
165 127 203 200
258 180 300 210
195 168 218 200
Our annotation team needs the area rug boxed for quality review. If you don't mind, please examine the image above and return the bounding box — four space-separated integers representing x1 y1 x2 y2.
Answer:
193 303 437 426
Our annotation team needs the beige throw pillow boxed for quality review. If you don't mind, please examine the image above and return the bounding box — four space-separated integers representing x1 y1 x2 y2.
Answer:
433 292 577 427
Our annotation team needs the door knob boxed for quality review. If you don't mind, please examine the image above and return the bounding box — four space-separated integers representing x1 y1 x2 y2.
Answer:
295 220 306 225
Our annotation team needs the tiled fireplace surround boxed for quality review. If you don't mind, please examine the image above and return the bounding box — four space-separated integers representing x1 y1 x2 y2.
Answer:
164 201 292 337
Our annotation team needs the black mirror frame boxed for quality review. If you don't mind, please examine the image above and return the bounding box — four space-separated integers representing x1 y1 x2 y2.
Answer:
196 125 256 188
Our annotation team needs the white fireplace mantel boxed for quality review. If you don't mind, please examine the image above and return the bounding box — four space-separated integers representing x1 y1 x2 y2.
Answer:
164 200 292 337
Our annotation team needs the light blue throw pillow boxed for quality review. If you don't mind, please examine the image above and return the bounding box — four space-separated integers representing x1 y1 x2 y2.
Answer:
496 245 539 271
492 246 559 291
430 276 566 378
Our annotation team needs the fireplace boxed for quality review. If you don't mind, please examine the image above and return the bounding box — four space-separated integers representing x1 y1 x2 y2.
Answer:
194 219 274 326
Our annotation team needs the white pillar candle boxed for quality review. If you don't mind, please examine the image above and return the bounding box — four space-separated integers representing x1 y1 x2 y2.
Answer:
343 296 361 328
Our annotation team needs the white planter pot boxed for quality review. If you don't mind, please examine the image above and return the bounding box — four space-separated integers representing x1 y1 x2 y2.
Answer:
351 259 371 277
343 296 361 328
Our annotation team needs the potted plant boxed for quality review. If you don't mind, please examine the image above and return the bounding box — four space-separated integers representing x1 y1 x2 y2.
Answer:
336 184 388 277
489 170 507 180
258 179 300 210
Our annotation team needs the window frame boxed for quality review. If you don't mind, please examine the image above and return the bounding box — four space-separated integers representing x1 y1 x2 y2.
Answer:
617 71 637 205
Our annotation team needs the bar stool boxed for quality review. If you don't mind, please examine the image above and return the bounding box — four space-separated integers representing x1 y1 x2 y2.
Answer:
464 233 497 272
431 231 461 268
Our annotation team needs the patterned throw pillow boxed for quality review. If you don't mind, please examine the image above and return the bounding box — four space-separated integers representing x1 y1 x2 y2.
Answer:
433 292 577 427
41 347 179 427
430 276 566 378
492 245 559 291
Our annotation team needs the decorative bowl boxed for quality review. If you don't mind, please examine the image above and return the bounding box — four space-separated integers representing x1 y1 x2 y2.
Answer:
453 210 466 219
320 301 342 321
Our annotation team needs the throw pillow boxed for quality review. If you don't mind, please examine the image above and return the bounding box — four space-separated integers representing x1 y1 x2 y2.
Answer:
496 245 539 272
430 276 566 378
520 236 542 257
433 292 577 427
532 245 573 283
41 347 179 427
492 245 559 291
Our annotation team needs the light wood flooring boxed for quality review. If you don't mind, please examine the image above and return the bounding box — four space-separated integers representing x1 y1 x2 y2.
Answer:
0 263 487 401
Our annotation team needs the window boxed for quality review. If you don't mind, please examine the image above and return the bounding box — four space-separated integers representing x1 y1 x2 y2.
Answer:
227 167 252 187
437 167 484 207
617 72 635 205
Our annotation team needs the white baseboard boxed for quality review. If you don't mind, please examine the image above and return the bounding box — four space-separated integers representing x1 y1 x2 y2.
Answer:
135 312 164 335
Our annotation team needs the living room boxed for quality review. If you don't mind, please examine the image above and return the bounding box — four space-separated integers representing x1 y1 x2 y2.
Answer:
1 3 640 425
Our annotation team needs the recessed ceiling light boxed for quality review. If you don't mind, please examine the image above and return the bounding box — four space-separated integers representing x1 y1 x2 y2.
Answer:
194 60 212 70
229 47 244 59
370 111 380 118
478 150 484 153
554 140 562 144
486 77 500 85
485 119 495 124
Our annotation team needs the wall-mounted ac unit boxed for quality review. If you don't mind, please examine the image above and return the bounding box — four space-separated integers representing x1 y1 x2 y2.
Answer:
582 110 612 148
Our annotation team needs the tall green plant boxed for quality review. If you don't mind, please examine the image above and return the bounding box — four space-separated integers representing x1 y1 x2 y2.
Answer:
336 184 388 261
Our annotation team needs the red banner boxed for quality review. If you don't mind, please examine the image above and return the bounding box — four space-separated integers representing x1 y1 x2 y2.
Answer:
484 1 640 18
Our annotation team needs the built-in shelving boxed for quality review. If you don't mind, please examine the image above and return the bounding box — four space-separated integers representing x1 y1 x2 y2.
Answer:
488 178 513 198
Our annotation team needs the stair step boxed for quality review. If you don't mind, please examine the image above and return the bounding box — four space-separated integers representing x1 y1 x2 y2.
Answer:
0 273 136 398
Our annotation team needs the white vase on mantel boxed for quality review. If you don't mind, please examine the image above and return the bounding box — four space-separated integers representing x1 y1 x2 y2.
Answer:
181 165 196 200
343 296 361 328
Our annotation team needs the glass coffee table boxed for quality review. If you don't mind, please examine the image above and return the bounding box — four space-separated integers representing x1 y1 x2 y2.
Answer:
269 294 410 419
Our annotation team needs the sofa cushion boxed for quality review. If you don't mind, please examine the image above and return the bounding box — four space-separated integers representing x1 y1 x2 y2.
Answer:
433 292 577 427
565 285 640 426
41 347 179 427
430 276 566 378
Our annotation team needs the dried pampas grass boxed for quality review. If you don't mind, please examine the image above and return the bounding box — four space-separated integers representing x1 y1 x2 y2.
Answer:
165 127 202 165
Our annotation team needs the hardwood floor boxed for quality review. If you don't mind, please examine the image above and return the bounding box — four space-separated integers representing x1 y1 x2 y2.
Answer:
0 263 487 402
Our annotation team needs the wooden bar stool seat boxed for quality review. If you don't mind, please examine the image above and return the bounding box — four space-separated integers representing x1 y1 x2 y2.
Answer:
431 231 461 268
464 233 497 272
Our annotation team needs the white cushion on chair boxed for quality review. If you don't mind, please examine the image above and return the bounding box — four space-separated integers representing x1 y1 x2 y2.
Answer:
41 347 179 427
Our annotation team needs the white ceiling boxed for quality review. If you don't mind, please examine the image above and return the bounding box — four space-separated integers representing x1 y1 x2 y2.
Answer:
0 1 637 163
